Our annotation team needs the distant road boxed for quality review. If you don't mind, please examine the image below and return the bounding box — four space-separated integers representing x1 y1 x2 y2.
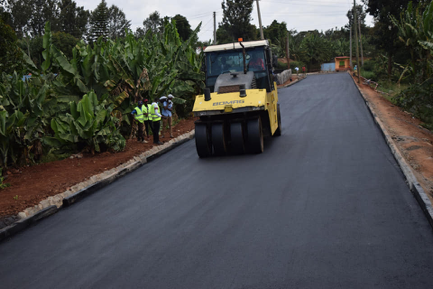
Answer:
1 73 433 289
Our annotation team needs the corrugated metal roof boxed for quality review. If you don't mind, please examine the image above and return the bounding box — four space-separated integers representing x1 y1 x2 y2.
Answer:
204 40 269 52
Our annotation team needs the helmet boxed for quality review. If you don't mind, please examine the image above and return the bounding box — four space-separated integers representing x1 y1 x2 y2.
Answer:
160 96 168 101
167 94 174 99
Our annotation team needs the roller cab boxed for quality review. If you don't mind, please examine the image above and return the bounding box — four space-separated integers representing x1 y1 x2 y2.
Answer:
193 39 282 157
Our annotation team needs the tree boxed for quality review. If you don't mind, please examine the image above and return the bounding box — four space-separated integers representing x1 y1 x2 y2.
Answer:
58 0 89 39
108 5 130 39
172 14 192 41
347 4 366 29
88 0 109 42
0 17 22 73
220 0 256 41
142 11 163 34
362 0 422 77
28 0 60 36
6 0 33 37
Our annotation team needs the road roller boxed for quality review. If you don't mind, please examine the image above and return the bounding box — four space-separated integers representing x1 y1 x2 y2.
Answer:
193 39 281 157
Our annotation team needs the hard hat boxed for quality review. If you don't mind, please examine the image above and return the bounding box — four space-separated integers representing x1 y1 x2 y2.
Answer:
160 96 167 100
167 94 174 99
144 98 148 102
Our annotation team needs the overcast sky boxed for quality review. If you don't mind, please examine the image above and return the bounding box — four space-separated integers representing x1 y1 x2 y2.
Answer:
75 0 374 41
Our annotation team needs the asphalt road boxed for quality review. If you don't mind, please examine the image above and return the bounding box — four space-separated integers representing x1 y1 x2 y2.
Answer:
1 73 433 289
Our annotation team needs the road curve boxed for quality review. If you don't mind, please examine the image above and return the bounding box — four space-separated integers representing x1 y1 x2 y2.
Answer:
1 73 433 289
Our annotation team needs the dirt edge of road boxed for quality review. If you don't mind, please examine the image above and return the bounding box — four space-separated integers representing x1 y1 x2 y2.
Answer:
351 74 433 226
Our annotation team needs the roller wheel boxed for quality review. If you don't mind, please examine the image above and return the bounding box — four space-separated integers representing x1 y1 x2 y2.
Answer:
274 104 282 137
247 117 264 154
230 122 246 154
195 123 212 158
212 123 227 155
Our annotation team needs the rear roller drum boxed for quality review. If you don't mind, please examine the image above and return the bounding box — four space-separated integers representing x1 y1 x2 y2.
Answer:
247 117 264 154
212 123 227 155
230 122 246 154
195 123 212 158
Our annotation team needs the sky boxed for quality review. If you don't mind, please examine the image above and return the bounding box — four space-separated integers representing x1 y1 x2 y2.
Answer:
75 0 374 41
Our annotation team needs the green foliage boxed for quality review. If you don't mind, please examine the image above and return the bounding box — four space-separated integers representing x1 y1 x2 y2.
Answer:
172 14 192 41
0 17 22 73
396 78 433 129
50 91 126 153
0 168 10 189
289 61 306 72
88 0 109 43
107 4 131 39
0 17 204 168
220 0 256 42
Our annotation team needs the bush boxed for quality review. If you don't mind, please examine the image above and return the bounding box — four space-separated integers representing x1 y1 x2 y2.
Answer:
290 60 306 72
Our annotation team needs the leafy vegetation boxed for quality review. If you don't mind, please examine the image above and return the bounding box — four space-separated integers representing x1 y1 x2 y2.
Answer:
0 19 204 171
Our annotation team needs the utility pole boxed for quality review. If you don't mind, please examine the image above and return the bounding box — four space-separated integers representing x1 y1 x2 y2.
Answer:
286 31 290 69
358 16 364 66
353 0 360 83
350 25 353 68
213 12 216 45
256 0 264 40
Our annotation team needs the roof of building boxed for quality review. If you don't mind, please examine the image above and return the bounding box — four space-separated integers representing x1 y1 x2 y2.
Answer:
335 56 350 59
204 40 269 53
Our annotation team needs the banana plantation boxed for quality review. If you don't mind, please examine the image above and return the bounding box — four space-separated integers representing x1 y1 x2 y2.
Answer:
0 21 205 169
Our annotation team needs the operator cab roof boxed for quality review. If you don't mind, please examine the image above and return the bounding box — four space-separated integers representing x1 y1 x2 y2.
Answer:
204 40 269 52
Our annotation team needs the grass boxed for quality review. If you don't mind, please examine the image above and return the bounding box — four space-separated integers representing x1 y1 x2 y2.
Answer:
361 70 375 80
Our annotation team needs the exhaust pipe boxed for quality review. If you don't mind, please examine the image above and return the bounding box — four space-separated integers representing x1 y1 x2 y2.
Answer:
204 88 211 101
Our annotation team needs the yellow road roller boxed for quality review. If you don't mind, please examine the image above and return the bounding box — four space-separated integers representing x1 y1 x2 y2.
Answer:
193 39 281 157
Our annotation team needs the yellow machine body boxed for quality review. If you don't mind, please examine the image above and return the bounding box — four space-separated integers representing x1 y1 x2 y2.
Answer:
193 84 279 135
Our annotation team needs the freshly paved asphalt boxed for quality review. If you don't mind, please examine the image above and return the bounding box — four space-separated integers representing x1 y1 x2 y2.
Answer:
1 73 433 289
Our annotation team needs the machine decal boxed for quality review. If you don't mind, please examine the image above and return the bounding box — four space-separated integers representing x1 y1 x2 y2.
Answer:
213 100 245 106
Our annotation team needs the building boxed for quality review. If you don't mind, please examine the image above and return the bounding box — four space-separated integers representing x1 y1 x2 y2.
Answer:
335 56 351 72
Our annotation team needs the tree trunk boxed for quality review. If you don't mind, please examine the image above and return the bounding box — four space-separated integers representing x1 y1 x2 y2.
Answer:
388 54 393 80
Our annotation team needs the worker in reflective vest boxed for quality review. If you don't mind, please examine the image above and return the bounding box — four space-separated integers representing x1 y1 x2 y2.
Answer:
150 98 163 145
142 99 152 142
131 100 147 143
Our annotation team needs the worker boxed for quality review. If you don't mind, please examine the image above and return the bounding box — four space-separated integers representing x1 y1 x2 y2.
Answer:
150 98 163 145
248 51 265 70
161 94 174 138
220 56 229 73
143 98 152 142
130 100 147 143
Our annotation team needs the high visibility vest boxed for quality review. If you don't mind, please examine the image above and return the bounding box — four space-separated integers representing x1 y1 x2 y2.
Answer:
150 103 161 121
134 106 145 123
143 104 151 121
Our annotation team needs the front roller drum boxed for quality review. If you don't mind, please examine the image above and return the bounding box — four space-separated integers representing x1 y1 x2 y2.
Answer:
195 123 212 158
230 122 246 154
247 117 264 154
212 123 227 155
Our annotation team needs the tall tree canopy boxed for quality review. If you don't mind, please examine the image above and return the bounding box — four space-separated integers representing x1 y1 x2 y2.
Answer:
88 0 109 42
362 0 422 76
58 0 89 39
172 14 192 41
142 11 163 34
108 5 131 39
220 0 256 42
0 16 21 73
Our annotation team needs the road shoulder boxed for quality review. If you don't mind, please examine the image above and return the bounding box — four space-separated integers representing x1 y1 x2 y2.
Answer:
351 75 433 228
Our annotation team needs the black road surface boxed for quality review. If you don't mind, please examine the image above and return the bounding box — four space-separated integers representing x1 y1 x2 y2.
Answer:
1 74 433 289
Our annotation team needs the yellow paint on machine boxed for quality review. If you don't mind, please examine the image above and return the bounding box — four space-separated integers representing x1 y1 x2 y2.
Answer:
193 83 279 135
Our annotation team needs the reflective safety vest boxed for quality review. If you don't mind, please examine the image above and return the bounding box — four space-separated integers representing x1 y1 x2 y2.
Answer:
134 105 145 123
143 104 151 121
150 103 161 121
